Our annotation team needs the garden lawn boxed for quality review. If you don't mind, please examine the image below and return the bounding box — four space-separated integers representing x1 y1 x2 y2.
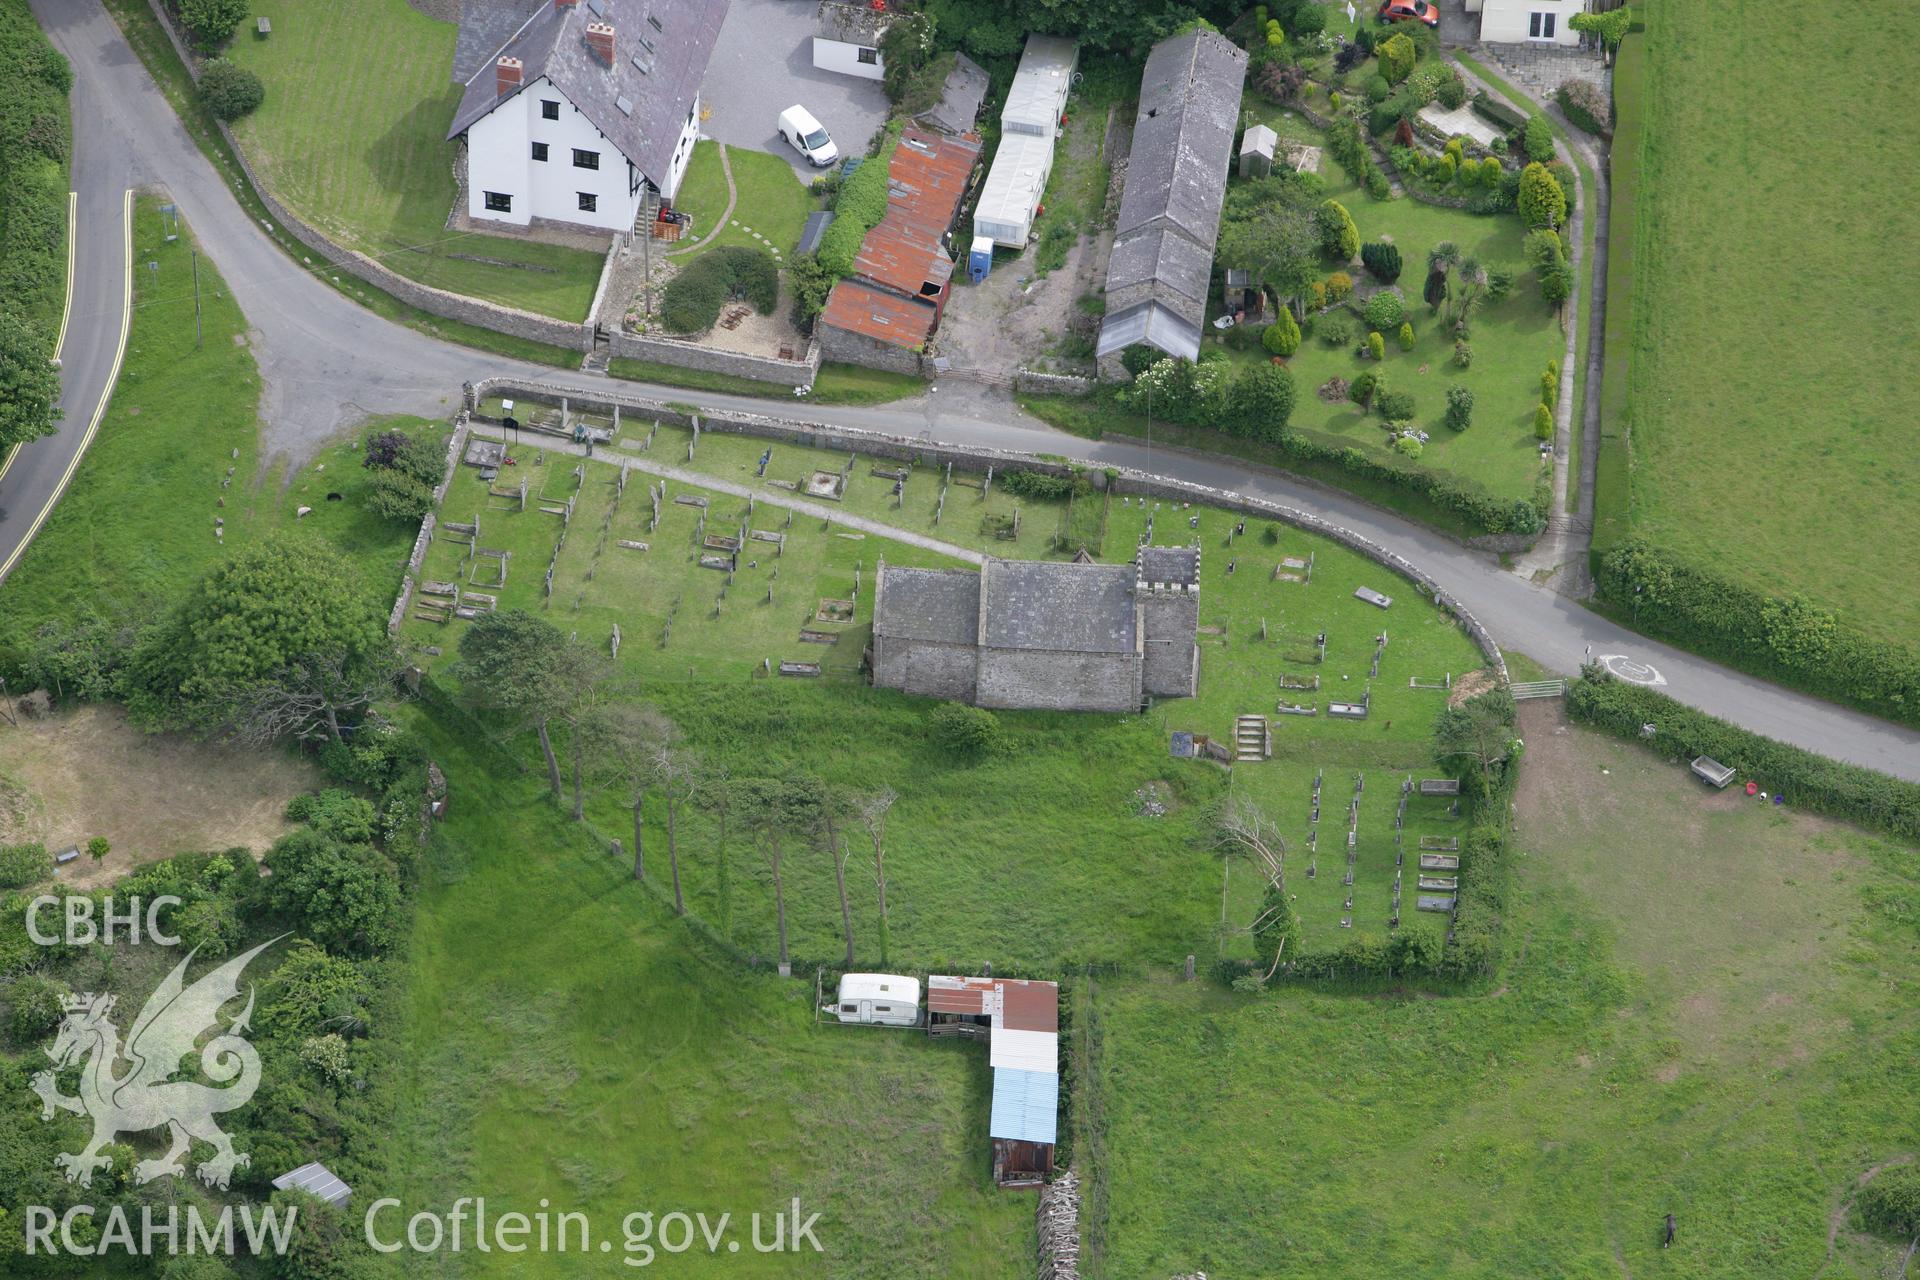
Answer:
0 197 427 662
403 424 1484 970
368 705 1031 1279
1221 105 1559 507
1086 708 1920 1278
1623 2 1920 642
222 0 605 320
670 140 818 259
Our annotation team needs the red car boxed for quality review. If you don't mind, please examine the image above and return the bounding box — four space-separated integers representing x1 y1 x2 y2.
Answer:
1378 0 1441 27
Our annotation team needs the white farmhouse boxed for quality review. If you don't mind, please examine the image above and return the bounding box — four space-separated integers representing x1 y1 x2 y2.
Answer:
446 0 728 237
1464 0 1587 47
812 1 890 81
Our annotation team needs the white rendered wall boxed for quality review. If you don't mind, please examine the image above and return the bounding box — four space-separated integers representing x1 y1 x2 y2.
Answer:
812 36 884 80
1479 0 1584 46
466 77 642 232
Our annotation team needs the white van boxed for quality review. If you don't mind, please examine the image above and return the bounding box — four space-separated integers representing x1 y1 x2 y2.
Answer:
778 105 840 168
829 973 920 1027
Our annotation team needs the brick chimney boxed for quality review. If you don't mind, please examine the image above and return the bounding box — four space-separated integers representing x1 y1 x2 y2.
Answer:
555 0 578 7
495 55 523 96
585 20 615 66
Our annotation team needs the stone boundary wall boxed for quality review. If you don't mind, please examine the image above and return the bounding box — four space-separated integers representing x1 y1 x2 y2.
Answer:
607 329 823 386
466 377 1509 679
389 417 471 636
1013 369 1095 397
144 0 599 354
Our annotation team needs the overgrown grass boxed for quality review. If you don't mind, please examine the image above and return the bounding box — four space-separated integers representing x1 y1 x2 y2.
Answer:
0 198 429 663
1089 713 1920 1277
1621 4 1920 641
0 0 70 338
1590 31 1643 557
98 0 585 368
222 0 605 320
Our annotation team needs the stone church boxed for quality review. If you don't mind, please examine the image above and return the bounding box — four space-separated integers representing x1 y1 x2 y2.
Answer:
869 546 1201 713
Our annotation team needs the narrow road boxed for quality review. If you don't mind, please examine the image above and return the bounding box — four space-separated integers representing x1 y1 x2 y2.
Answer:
8 0 1920 782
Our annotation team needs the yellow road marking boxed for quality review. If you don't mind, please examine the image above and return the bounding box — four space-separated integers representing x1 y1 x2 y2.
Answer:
0 191 76 492
0 189 134 585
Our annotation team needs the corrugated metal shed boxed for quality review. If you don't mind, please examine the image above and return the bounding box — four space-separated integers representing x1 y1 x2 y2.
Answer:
989 1067 1059 1144
989 1027 1059 1073
997 979 1060 1033
818 280 937 349
928 974 995 1014
272 1162 351 1208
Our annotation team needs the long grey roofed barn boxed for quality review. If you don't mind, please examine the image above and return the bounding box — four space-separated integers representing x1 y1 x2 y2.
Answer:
1097 29 1249 363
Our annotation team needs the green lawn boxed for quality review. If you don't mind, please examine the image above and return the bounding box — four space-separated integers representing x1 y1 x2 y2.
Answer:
1087 711 1920 1278
669 140 818 260
0 197 428 662
1621 3 1920 641
1222 105 1560 507
371 705 1030 1278
222 0 606 320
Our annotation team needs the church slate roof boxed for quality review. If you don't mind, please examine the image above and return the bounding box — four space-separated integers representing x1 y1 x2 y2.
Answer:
980 560 1137 655
871 567 979 644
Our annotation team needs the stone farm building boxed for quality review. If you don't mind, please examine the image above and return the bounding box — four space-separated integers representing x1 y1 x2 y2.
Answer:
870 547 1200 712
446 0 727 237
816 126 982 373
1096 28 1248 363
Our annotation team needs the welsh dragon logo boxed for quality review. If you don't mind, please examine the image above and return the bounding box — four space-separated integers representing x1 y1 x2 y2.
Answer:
28 938 283 1189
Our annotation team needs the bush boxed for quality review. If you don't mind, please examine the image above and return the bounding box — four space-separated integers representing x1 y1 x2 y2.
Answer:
1540 259 1573 305
9 973 67 1045
1472 92 1528 133
1858 1167 1920 1240
1254 61 1306 104
1436 69 1468 109
1290 2 1326 36
1540 361 1560 406
198 60 263 121
1394 434 1422 458
1434 152 1456 184
1318 312 1354 346
1262 309 1301 357
1533 403 1553 440
1557 78 1610 134
1451 340 1472 368
1366 330 1385 361
1377 32 1416 84
1523 114 1554 161
1360 241 1402 283
1317 199 1359 260
1324 271 1353 302
1396 320 1414 351
1518 161 1566 228
1225 363 1296 440
1363 289 1404 331
365 467 434 522
1364 74 1391 104
1328 116 1369 184
0 841 49 889
1348 370 1379 407
179 0 248 46
660 246 780 334
997 470 1076 500
1444 383 1473 430
1119 343 1161 378
816 131 897 275
1567 669 1920 839
1484 265 1514 302
1365 167 1392 200
1376 389 1415 422
930 702 1002 759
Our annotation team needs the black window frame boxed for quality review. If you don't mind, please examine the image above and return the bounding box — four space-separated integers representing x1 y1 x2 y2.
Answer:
1529 11 1556 38
577 191 598 213
857 46 878 64
531 141 549 162
541 99 560 120
573 148 601 170
483 190 512 212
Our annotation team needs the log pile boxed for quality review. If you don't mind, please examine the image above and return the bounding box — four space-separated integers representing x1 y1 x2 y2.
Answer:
1037 1170 1080 1280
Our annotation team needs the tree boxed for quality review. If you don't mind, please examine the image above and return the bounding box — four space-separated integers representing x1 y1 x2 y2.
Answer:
930 701 1002 758
198 60 263 120
1217 176 1323 310
1366 330 1385 361
1396 321 1415 351
1540 259 1573 305
1377 31 1416 84
1360 240 1402 283
855 786 896 963
1226 364 1296 441
452 610 574 799
0 308 60 450
178 0 249 46
735 776 826 974
1316 199 1359 261
86 836 109 864
266 830 402 957
1534 403 1554 440
1261 308 1300 357
1443 383 1474 431
1523 114 1554 161
1434 688 1518 796
578 702 679 880
651 743 700 915
554 645 616 822
1518 161 1567 228
1451 255 1486 325
1570 5 1632 58
128 537 389 742
1216 797 1295 980
822 789 856 968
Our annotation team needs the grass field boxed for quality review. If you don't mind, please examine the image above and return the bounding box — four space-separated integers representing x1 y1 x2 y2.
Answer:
1621 4 1920 641
0 198 428 660
222 0 606 320
1087 705 1920 1278
1223 105 1561 507
369 706 1031 1278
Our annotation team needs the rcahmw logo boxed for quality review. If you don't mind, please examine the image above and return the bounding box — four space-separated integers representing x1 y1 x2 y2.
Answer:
24 938 295 1257
26 894 183 946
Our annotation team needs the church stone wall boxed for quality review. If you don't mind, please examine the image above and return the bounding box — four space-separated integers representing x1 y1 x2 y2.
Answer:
975 649 1141 714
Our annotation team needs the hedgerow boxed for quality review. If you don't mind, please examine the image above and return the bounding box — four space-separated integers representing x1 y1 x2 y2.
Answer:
0 0 73 342
817 129 899 278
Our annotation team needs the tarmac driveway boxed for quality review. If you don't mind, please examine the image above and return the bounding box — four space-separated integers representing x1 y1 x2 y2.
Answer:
700 0 890 175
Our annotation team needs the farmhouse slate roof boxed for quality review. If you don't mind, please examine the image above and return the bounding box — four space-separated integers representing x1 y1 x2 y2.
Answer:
980 560 1137 655
814 0 890 43
871 566 979 644
447 0 727 187
1098 29 1247 361
917 52 990 137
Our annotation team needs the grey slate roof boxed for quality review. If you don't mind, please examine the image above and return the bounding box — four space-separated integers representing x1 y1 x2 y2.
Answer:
1100 29 1247 361
815 0 890 43
1137 545 1200 587
448 0 728 187
917 52 990 137
873 567 979 644
981 561 1136 655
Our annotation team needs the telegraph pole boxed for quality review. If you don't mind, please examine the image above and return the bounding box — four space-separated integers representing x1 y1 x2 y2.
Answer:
191 249 203 349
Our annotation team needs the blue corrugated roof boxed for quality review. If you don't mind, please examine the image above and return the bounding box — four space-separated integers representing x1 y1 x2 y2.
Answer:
989 1067 1058 1145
